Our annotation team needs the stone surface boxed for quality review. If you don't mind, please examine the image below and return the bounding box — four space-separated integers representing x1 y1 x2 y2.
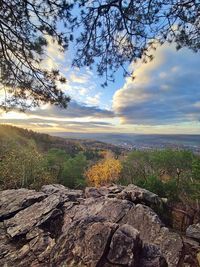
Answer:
121 204 164 242
0 227 55 267
107 224 141 266
121 204 183 267
5 193 63 237
186 223 200 241
139 243 168 267
0 189 46 220
84 186 108 198
182 237 200 266
50 216 118 267
0 184 199 267
41 184 83 201
117 184 163 206
61 197 133 233
197 252 200 266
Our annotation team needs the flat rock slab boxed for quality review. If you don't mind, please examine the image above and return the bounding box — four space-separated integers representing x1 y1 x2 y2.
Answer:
41 184 83 201
62 197 133 232
0 189 46 220
5 193 63 237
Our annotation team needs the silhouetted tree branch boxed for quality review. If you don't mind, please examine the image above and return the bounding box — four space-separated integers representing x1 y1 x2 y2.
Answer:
71 0 200 86
0 0 72 110
0 0 199 109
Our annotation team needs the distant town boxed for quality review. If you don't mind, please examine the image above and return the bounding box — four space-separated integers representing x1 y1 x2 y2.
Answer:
53 132 200 154
117 141 200 154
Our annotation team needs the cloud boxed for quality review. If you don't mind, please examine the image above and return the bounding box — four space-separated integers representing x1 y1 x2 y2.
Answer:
2 42 200 134
27 101 114 119
86 93 101 106
42 36 64 70
0 114 114 134
69 73 89 84
0 100 115 131
113 44 200 125
0 101 115 124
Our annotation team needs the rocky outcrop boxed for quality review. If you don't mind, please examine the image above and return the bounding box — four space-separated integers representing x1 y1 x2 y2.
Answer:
0 184 199 267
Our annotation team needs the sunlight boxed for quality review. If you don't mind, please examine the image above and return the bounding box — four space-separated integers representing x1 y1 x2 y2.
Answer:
0 111 28 120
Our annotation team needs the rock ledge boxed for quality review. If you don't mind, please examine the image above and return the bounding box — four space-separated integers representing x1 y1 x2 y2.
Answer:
0 184 199 267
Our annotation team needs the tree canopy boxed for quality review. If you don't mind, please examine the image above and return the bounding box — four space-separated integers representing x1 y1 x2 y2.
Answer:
0 0 199 109
85 158 122 186
0 0 71 110
72 0 199 84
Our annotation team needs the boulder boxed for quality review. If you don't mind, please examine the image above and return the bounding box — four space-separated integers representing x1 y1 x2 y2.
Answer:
51 217 166 267
121 204 183 267
107 224 141 266
84 187 108 198
117 184 163 206
158 228 183 267
182 237 200 266
62 197 133 232
41 184 68 194
84 185 123 199
85 184 163 207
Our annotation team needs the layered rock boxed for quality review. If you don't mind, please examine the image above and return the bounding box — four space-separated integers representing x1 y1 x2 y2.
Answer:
0 184 199 267
0 188 46 220
186 223 200 242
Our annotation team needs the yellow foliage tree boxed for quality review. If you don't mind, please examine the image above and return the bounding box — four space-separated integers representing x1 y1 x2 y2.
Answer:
85 158 122 187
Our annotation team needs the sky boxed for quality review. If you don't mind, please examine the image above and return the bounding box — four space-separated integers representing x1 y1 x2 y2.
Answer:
1 36 200 135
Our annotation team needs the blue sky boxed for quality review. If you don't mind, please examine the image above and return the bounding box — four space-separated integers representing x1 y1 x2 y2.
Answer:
1 35 200 134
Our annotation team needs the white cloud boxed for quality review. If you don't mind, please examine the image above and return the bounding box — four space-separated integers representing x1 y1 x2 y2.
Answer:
113 44 200 125
86 93 101 106
41 36 64 70
69 73 89 84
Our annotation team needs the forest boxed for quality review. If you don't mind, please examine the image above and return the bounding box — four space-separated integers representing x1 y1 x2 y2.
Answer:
0 125 199 218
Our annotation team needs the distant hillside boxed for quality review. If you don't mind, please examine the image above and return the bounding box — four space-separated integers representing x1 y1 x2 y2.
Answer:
0 125 125 156
52 132 200 152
